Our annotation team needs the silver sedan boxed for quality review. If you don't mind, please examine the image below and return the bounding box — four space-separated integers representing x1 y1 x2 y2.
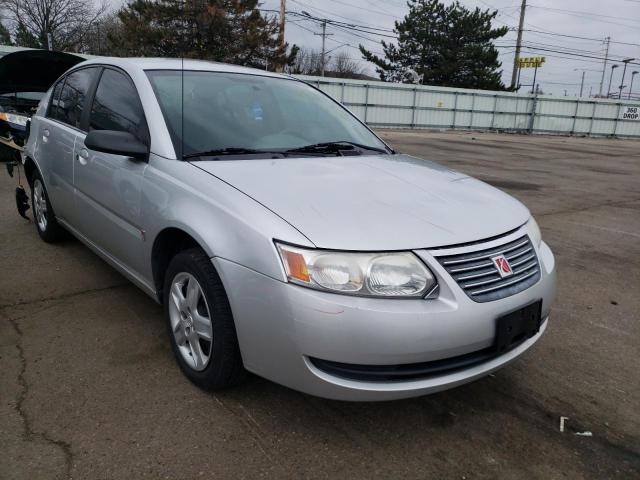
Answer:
23 58 556 401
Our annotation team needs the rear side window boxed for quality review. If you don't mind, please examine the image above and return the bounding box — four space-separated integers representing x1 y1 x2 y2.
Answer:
48 80 65 120
89 69 147 142
50 68 95 129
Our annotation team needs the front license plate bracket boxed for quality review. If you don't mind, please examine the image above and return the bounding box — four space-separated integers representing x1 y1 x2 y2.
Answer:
495 300 542 354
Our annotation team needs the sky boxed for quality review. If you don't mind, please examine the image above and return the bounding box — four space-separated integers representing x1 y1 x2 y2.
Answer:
259 0 640 96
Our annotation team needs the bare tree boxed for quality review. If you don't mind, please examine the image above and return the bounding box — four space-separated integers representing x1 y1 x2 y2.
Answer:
331 51 365 79
5 0 107 52
288 48 324 76
288 48 367 80
83 12 124 56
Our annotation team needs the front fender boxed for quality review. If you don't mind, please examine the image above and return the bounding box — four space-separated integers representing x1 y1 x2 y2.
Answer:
141 154 315 283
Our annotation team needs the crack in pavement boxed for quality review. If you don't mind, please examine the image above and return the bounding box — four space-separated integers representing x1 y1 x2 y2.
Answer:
8 316 74 480
0 282 131 310
212 395 275 463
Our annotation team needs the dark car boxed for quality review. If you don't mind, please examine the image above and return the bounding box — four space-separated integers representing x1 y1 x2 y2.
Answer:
0 49 85 154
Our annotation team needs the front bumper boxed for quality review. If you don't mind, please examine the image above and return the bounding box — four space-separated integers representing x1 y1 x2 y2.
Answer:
214 234 556 401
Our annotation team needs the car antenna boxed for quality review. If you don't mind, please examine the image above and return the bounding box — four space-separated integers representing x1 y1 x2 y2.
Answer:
180 0 185 161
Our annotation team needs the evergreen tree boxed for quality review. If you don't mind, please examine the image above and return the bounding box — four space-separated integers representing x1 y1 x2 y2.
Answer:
0 23 12 45
111 0 297 70
13 23 40 48
360 0 508 90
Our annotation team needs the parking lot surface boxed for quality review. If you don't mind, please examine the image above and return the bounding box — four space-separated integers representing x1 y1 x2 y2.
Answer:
1 130 639 479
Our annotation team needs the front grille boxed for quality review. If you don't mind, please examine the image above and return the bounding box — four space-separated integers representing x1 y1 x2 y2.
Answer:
434 235 541 302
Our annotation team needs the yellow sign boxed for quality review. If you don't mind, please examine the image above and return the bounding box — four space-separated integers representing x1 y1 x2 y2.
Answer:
517 56 545 68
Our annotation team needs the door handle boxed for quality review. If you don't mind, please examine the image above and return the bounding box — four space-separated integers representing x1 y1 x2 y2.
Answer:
77 148 89 166
42 129 50 143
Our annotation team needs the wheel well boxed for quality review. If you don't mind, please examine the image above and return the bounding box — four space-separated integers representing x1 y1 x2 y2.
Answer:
151 228 203 303
23 156 37 187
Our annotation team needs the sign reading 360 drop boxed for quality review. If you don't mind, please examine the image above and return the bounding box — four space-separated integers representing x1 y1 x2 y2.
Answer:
621 106 639 120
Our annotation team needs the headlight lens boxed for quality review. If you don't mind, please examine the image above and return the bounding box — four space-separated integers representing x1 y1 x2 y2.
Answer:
276 243 436 298
0 112 28 126
528 217 542 246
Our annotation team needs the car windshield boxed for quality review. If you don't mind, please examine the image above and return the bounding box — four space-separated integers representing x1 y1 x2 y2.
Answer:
145 70 388 159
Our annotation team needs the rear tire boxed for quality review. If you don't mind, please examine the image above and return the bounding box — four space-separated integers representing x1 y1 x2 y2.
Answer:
163 248 247 390
30 169 67 243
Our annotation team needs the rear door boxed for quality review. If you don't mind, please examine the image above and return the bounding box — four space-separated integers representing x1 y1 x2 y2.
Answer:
73 67 150 277
36 67 98 223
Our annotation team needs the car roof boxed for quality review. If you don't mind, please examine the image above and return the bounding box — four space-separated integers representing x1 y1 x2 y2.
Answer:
73 57 291 79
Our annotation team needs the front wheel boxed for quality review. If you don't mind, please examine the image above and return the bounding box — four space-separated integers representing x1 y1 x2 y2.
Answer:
163 248 247 390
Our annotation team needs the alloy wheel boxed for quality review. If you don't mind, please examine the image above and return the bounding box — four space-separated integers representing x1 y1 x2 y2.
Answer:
168 272 214 371
33 179 48 232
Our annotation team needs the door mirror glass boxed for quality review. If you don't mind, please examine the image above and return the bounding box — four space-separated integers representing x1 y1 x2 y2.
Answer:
84 130 149 159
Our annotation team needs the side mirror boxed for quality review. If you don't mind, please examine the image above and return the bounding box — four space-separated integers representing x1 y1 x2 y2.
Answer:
84 130 149 159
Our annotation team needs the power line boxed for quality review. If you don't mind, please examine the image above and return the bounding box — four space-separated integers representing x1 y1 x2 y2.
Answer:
289 0 397 31
518 46 640 66
259 7 396 34
475 0 557 33
287 18 384 60
323 0 403 19
523 29 640 48
527 5 640 28
520 40 604 56
290 15 387 56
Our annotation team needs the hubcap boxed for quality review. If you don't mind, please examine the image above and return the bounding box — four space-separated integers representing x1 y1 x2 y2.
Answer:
168 272 213 371
33 179 48 232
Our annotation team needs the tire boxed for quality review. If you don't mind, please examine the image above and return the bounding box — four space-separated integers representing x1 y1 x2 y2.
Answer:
163 248 247 390
30 169 67 243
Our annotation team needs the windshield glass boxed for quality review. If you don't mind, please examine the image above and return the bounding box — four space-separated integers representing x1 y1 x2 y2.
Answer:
145 70 387 158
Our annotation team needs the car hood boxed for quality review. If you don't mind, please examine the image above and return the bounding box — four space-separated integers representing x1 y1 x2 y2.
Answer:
0 50 86 95
194 154 530 250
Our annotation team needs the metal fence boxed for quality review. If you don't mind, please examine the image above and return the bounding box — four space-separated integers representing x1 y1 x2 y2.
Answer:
295 75 640 139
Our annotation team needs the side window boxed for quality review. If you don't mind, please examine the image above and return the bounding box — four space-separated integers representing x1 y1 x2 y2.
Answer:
51 68 95 129
48 80 65 120
89 69 147 142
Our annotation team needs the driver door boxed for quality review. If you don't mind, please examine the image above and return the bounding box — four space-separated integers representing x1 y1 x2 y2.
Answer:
73 67 150 278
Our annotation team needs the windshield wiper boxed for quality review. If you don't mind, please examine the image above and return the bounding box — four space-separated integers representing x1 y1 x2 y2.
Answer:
285 141 388 155
183 147 283 160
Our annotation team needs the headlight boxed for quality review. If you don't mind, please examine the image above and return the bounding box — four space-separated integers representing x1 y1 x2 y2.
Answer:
275 242 436 298
527 217 542 247
0 112 28 126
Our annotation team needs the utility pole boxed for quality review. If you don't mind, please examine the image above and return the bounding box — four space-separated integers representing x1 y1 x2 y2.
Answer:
316 20 330 77
607 64 618 98
510 0 527 90
619 58 635 99
276 0 286 72
598 36 610 97
302 11 333 77
630 71 638 100
576 68 601 98
574 69 587 97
